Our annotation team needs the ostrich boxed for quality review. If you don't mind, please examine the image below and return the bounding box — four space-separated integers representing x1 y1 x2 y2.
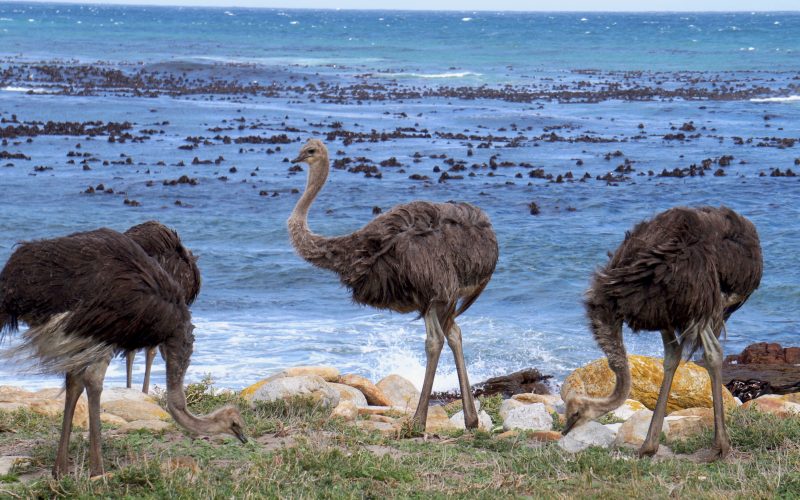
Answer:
123 221 201 394
288 139 498 429
563 206 762 460
0 228 246 478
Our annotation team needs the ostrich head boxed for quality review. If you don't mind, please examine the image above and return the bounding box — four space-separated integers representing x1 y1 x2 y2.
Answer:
205 405 248 443
562 395 609 435
292 138 329 173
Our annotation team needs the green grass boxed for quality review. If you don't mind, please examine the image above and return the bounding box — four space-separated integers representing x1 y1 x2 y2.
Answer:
2 389 800 498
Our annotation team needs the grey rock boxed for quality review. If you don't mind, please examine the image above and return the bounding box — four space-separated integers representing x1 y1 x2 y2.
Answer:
450 408 493 431
502 403 553 431
558 421 615 453
250 375 340 407
614 409 668 448
499 398 525 422
329 383 369 407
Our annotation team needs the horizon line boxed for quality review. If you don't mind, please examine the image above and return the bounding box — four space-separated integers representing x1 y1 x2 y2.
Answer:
4 0 800 13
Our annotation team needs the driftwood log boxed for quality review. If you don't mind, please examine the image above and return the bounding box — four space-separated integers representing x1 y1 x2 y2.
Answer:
430 368 553 404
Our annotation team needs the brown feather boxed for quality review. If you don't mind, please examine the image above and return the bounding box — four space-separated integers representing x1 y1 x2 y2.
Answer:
588 205 762 355
0 227 190 372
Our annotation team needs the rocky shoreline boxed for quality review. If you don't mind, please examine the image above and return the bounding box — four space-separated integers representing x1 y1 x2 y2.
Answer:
3 343 797 477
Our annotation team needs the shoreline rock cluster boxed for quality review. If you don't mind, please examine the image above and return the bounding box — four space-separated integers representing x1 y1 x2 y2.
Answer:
0 386 171 433
2 347 798 467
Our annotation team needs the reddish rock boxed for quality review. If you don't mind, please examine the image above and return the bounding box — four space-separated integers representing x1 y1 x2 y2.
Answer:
785 347 800 365
739 342 786 364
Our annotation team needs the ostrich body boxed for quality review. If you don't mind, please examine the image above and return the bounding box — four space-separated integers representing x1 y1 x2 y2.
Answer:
0 228 246 477
288 139 498 428
563 206 762 460
123 221 201 394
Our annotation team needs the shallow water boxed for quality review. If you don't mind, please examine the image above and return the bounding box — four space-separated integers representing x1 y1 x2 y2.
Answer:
0 5 798 391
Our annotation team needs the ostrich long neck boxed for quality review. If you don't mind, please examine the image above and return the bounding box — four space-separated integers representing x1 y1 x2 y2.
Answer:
287 156 337 270
164 333 222 435
590 321 632 412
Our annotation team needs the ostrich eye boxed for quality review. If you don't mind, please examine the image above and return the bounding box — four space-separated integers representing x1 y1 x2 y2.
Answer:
307 149 316 155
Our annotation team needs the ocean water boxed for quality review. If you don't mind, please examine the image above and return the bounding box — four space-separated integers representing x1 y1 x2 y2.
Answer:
0 4 798 391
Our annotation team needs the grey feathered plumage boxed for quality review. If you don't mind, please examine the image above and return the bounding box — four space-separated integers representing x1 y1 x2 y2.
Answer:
295 200 498 333
287 138 498 429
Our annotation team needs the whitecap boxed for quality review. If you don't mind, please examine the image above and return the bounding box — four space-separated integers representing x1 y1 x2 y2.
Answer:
462 17 472 22
289 20 298 25
1 86 48 93
224 11 235 16
750 95 800 103
389 71 482 79
580 17 588 21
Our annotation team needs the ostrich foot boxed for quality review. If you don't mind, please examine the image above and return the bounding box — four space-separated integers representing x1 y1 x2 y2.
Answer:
691 445 731 463
408 410 428 435
637 442 660 458
52 462 69 479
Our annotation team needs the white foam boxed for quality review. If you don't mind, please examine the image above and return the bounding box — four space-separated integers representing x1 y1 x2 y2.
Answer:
750 95 800 103
1 86 48 93
389 71 482 79
462 17 472 22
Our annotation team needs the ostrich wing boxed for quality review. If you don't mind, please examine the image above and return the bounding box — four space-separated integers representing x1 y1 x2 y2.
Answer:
125 221 201 304
0 228 189 363
337 201 497 318
598 208 722 341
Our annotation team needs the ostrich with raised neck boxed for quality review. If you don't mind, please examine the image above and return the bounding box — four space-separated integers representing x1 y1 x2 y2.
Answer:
563 206 762 460
0 227 246 477
288 138 498 429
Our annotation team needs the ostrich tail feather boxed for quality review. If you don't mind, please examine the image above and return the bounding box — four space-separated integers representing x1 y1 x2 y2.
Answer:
0 312 116 374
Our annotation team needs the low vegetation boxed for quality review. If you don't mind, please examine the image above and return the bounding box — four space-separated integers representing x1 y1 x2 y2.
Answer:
2 382 799 498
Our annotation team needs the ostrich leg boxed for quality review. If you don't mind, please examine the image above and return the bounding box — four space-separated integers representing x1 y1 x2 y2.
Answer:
700 325 731 459
142 346 157 394
126 351 134 389
53 371 86 478
411 308 445 428
83 354 112 477
639 328 682 456
445 322 478 429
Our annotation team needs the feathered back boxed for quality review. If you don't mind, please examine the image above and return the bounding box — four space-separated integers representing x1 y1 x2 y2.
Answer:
698 206 763 317
587 206 762 338
0 228 190 353
330 201 498 332
124 221 201 305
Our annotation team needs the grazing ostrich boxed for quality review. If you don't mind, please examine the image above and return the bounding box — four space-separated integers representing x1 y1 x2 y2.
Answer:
0 228 246 478
288 139 498 429
124 221 201 394
563 206 762 460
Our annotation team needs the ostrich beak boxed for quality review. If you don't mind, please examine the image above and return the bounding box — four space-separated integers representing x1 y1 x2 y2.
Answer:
291 153 306 163
230 422 248 444
562 416 578 436
233 428 248 444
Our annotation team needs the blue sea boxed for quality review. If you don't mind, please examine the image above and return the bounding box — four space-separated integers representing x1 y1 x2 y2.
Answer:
0 3 798 391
